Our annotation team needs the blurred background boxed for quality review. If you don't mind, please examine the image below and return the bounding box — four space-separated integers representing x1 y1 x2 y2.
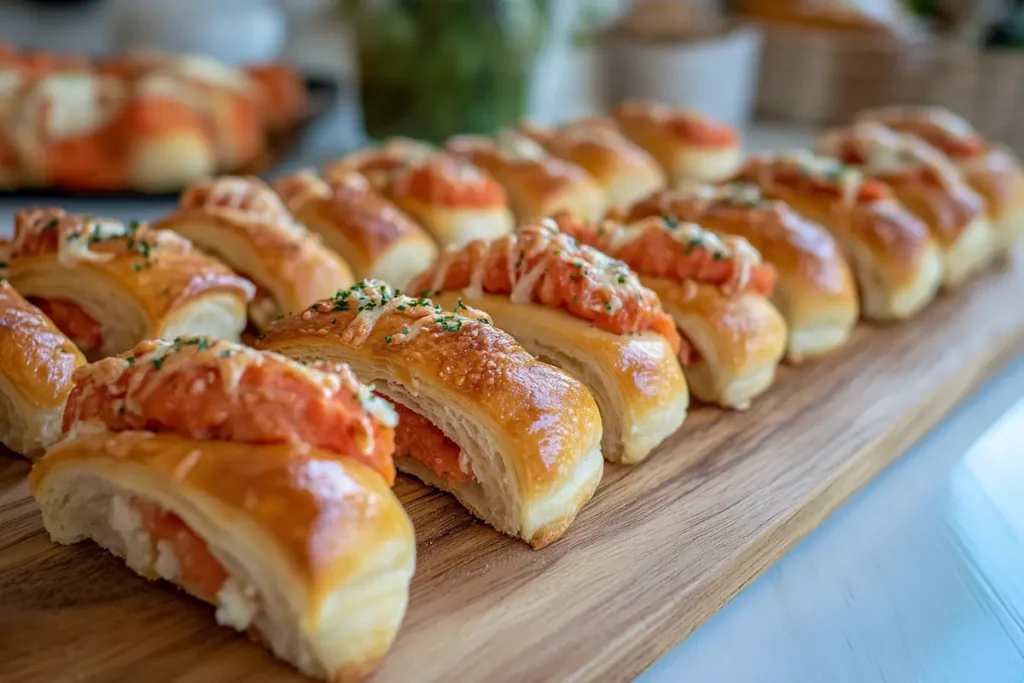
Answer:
1 0 1023 174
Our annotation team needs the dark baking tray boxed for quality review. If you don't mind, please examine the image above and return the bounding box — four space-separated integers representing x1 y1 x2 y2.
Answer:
0 74 341 200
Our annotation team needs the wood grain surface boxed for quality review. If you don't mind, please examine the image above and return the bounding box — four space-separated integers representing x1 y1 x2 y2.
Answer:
2 254 1024 683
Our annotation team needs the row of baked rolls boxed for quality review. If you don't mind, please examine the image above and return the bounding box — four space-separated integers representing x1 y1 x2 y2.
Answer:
854 106 1024 256
619 183 859 363
0 208 253 358
31 338 415 681
407 219 688 464
153 175 355 332
0 281 84 457
257 279 605 549
729 152 944 320
552 214 787 410
817 122 996 289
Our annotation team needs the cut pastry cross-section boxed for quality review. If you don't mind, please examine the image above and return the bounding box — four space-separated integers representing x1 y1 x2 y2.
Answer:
610 100 741 185
5 207 253 357
446 131 607 224
517 118 666 211
33 337 413 682
818 121 995 288
555 212 787 410
854 105 1024 256
0 279 84 457
408 218 688 464
624 184 859 362
258 279 605 549
731 152 943 321
273 169 438 288
154 175 355 331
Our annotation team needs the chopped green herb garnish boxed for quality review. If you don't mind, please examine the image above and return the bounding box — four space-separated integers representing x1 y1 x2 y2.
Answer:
396 304 406 311
118 405 126 415
384 335 393 343
604 303 613 311
400 327 409 334
126 356 135 365
159 288 169 296
42 218 59 232
454 299 468 311
219 350 232 358
152 357 165 370
713 252 725 260
330 318 337 325
132 263 143 272
661 215 679 229
572 296 579 302
618 276 626 284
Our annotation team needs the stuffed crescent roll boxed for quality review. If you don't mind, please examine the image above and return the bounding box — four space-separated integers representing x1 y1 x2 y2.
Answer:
408 219 688 464
4 208 253 358
731 152 943 320
0 280 84 457
854 105 1024 256
555 214 787 410
33 338 414 681
623 184 859 362
258 279 604 549
610 100 742 185
154 175 354 331
516 118 666 211
818 121 995 288
323 137 436 192
273 169 438 289
446 131 607 224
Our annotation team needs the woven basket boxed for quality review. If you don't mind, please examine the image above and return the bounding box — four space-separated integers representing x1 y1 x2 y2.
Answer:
753 20 934 125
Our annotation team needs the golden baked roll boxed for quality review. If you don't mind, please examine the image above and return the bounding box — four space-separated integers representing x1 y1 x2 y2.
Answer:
732 152 943 320
324 137 436 192
517 118 666 211
0 280 84 457
4 208 252 357
32 338 413 681
446 131 608 224
409 219 688 464
556 213 787 410
245 62 307 135
154 175 354 331
386 153 516 248
273 169 438 289
855 105 1024 256
258 279 604 549
610 100 742 185
818 122 995 288
623 184 859 362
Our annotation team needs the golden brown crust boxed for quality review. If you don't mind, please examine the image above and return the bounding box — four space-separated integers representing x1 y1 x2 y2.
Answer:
817 123 987 247
0 279 84 409
29 430 414 615
257 281 602 500
445 134 606 222
624 186 858 331
518 120 666 208
732 154 937 287
154 176 354 319
273 170 436 277
5 208 254 340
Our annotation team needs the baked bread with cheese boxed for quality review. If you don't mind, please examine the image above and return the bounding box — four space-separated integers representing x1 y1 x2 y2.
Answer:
556 213 787 410
0 280 85 457
154 176 354 331
819 121 995 288
517 119 666 211
323 137 437 192
446 131 607 224
855 105 1024 257
610 100 742 185
624 184 859 362
274 169 438 289
732 152 943 320
258 279 604 548
3 208 252 358
32 338 414 681
409 219 688 464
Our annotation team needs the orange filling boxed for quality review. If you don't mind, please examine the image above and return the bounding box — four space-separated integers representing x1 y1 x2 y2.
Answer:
399 159 506 207
133 499 228 602
667 117 738 147
757 167 890 203
388 400 473 485
29 298 102 352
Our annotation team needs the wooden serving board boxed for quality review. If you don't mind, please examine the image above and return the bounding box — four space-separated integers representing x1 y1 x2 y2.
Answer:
3 251 1024 683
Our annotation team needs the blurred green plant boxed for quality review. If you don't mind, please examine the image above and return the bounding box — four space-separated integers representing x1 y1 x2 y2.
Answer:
341 0 551 142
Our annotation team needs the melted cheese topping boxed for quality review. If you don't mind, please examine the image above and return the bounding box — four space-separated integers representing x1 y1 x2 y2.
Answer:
17 72 126 142
166 54 251 92
273 170 333 213
599 216 763 292
72 337 396 430
674 182 767 207
821 123 963 189
306 278 492 348
751 151 868 209
494 130 549 161
180 176 297 226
